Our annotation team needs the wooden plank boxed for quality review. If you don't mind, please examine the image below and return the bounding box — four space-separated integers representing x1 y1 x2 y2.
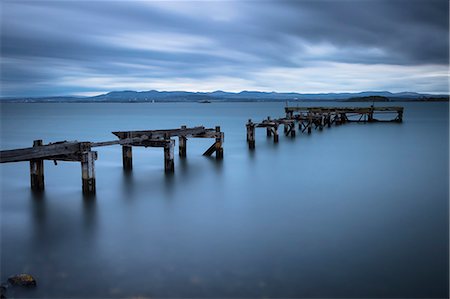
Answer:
0 141 91 163
112 126 213 140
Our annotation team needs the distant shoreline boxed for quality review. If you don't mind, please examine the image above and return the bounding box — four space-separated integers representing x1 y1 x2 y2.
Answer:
0 98 448 103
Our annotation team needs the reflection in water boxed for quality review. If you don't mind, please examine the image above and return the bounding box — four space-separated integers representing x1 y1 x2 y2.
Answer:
0 102 448 298
82 197 97 234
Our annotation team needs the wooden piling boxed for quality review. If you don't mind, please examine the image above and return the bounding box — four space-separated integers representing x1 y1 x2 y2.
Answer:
215 126 224 159
290 124 296 137
81 151 97 195
247 119 255 149
273 126 279 143
266 117 272 137
30 140 44 191
179 125 187 157
122 145 132 170
164 139 175 173
307 113 312 134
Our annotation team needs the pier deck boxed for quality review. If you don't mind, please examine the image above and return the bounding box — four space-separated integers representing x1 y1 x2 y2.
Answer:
246 106 403 149
0 126 224 195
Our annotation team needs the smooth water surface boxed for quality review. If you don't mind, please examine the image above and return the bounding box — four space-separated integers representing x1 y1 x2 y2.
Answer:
1 102 448 298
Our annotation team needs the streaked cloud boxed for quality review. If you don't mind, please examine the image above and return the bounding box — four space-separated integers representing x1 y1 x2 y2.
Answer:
0 0 448 97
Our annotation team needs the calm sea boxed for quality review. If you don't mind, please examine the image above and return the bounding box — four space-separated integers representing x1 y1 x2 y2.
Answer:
1 102 448 298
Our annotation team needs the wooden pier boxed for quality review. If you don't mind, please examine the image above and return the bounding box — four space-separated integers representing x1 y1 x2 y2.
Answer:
0 126 224 195
247 106 403 149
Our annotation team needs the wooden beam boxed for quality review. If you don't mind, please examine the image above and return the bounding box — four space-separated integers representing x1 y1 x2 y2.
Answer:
1 141 91 163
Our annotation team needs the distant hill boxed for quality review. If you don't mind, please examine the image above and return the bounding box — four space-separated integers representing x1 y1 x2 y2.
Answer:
345 95 390 102
1 90 448 102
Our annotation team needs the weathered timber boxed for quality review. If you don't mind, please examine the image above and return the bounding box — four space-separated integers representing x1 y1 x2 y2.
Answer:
202 126 224 159
164 139 175 173
112 126 221 140
179 125 187 157
285 106 404 123
30 140 44 191
81 151 97 194
0 141 91 163
215 126 224 159
246 119 255 149
0 124 225 195
122 145 132 171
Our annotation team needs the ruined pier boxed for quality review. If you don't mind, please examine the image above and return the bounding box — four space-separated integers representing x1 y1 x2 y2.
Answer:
246 106 403 149
0 126 224 195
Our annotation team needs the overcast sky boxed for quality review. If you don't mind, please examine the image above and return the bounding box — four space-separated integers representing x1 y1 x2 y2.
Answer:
1 0 449 97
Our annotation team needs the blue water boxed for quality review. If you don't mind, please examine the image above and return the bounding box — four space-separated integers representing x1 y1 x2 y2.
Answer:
0 102 448 298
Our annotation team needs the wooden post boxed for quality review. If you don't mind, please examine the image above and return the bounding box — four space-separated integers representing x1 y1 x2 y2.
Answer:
273 126 279 143
122 145 132 170
284 124 288 134
307 113 312 134
368 105 374 122
247 119 255 149
81 151 96 195
319 114 324 130
164 139 175 173
397 110 403 122
30 140 44 191
215 126 223 159
179 125 187 157
290 124 296 137
266 117 272 137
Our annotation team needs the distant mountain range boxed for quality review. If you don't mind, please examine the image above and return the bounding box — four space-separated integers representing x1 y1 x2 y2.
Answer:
1 90 448 103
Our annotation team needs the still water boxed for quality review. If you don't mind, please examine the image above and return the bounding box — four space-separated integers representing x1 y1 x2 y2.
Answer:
0 102 448 298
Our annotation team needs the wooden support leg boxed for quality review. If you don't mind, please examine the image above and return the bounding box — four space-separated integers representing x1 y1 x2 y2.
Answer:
30 139 44 191
284 124 288 134
215 126 223 159
247 120 255 149
398 111 403 123
164 140 175 173
308 113 312 134
179 136 187 157
266 127 272 137
81 151 97 195
273 126 279 143
122 145 132 170
290 124 296 137
179 125 187 157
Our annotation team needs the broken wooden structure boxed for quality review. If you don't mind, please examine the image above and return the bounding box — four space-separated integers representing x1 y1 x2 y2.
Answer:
0 126 224 195
247 106 404 149
246 117 296 149
0 140 97 194
111 126 224 173
285 106 403 126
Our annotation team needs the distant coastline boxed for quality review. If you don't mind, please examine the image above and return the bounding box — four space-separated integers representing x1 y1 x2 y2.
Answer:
1 90 448 103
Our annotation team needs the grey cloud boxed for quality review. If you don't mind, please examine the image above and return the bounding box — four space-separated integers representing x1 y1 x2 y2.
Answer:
0 0 448 96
